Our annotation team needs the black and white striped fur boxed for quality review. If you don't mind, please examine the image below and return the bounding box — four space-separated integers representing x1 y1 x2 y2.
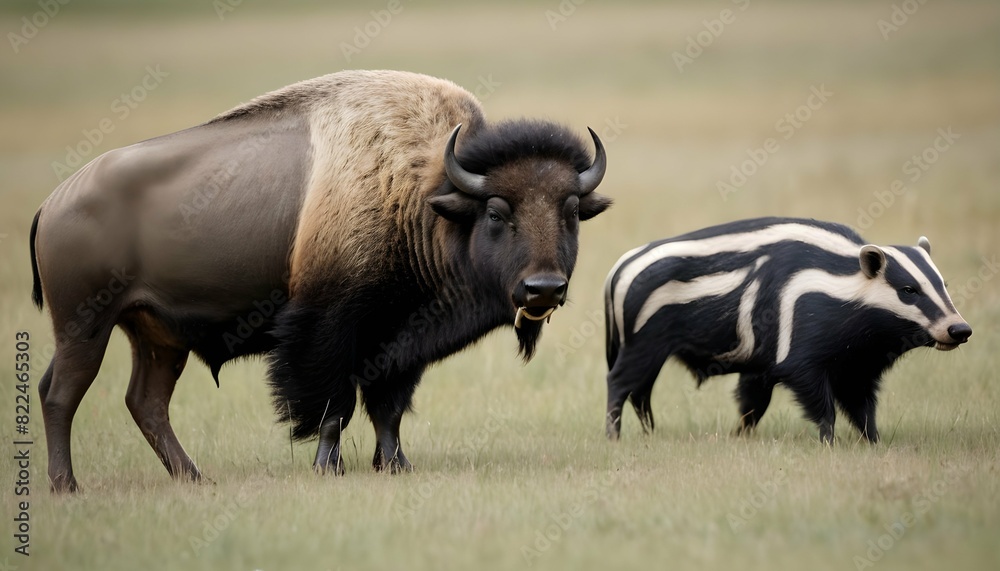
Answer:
604 217 972 443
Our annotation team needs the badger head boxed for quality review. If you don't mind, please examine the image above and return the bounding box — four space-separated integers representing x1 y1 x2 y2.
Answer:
858 237 972 351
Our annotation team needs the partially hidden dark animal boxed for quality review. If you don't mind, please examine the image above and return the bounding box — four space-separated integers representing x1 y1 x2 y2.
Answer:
30 69 611 492
603 217 971 443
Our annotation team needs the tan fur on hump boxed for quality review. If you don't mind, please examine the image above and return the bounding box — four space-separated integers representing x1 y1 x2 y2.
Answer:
281 70 485 297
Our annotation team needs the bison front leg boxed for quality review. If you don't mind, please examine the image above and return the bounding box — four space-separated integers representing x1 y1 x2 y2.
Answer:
314 415 349 476
313 386 357 475
361 370 420 473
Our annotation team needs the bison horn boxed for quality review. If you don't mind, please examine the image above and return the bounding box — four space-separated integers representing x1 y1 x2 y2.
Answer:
578 127 607 196
444 124 488 198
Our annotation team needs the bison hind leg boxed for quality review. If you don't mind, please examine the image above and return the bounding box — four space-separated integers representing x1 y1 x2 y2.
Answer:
40 326 114 493
120 320 201 482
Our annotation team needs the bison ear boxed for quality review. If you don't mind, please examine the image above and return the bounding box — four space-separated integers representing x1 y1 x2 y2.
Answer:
578 192 612 221
427 193 480 223
859 245 886 279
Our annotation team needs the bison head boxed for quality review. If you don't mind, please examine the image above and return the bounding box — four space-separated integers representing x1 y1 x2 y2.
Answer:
428 121 611 359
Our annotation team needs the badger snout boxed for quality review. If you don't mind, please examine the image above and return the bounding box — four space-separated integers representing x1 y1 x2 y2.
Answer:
947 322 973 344
935 321 972 350
514 273 568 312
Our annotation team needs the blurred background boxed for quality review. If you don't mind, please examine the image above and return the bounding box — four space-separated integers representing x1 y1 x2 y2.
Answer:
1 1 998 570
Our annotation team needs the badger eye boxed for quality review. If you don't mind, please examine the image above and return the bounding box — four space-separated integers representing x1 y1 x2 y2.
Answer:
901 286 919 295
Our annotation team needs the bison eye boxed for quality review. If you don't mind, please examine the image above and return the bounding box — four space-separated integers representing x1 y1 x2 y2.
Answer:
488 210 502 223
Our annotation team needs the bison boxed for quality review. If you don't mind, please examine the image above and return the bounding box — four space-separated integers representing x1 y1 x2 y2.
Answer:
31 69 610 492
604 217 971 443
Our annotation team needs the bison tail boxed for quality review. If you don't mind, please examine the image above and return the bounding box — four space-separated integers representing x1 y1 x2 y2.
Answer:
29 209 43 310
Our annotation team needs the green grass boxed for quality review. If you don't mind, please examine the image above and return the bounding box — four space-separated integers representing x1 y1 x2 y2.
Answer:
2 2 999 570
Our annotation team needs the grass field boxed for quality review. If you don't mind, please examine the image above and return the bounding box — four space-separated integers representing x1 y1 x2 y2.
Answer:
1 2 999 570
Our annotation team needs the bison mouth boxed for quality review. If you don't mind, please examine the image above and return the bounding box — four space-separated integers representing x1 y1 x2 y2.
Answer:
514 305 557 329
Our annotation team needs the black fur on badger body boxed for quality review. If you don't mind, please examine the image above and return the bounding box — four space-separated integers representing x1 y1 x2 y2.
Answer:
604 217 972 443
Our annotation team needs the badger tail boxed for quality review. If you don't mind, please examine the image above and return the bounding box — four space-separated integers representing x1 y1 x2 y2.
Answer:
29 209 43 310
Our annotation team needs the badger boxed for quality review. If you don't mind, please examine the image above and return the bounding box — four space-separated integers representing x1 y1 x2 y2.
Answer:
603 217 972 443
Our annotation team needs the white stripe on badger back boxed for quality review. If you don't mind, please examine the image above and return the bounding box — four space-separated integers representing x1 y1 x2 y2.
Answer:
613 223 860 341
715 278 762 362
633 266 752 334
775 268 932 364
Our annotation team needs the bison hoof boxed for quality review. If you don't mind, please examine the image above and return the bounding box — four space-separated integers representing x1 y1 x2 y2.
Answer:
373 450 413 474
49 475 80 494
313 459 346 477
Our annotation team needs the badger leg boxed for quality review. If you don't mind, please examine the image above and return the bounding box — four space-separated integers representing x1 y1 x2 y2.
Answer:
361 370 419 473
833 380 880 443
735 373 774 435
122 330 201 482
606 347 667 440
628 386 656 435
39 327 113 493
787 372 836 444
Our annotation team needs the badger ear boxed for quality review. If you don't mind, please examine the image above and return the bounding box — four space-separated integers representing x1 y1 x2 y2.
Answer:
427 193 480 223
859 245 887 279
579 192 612 221
917 236 931 255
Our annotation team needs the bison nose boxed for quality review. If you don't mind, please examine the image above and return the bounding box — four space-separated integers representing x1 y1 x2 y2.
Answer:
520 274 568 308
948 322 972 343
